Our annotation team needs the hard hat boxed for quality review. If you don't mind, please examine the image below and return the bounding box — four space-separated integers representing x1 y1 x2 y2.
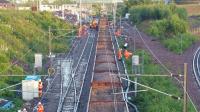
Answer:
38 102 42 105
23 108 26 111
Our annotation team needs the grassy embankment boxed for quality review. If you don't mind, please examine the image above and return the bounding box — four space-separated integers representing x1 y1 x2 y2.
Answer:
129 4 198 54
0 10 74 111
116 3 197 111
117 37 196 112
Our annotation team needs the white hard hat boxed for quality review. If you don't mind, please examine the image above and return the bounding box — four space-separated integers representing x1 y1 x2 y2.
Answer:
38 102 42 105
23 108 27 111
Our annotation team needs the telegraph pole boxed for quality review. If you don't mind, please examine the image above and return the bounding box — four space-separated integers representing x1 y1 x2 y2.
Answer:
48 26 52 70
79 0 82 27
183 63 188 112
49 26 51 57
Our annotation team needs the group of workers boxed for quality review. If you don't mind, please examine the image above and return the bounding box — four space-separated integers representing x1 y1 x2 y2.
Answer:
37 80 44 112
116 28 133 61
20 80 44 112
118 47 133 61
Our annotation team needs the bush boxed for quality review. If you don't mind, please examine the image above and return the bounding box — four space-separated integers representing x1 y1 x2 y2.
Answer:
124 50 196 112
0 10 74 110
163 33 197 54
148 14 188 38
129 5 172 23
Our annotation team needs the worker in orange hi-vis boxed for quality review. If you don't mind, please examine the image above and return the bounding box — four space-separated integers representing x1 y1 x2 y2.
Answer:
115 29 121 37
78 26 83 37
38 80 43 98
124 50 133 59
118 48 122 61
83 25 88 36
37 102 44 112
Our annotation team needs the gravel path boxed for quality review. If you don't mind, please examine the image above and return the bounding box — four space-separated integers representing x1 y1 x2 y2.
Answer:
123 22 200 111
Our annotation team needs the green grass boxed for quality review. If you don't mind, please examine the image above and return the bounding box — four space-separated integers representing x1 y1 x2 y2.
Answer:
124 50 196 112
126 4 198 54
0 10 74 111
162 33 197 54
138 20 198 54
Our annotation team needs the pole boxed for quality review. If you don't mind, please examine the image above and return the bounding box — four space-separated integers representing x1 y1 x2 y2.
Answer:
133 25 136 52
183 63 188 112
134 75 137 97
49 26 51 57
120 16 121 29
48 26 52 69
113 0 117 30
181 35 183 54
79 0 82 27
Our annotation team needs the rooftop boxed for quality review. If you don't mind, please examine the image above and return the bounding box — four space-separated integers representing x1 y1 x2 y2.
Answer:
76 0 123 3
0 0 9 4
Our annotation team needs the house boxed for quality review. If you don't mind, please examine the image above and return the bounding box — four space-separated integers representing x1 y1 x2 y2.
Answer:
0 0 15 9
0 99 14 110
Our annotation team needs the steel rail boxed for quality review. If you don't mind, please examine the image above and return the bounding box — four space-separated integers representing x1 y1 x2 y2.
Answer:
58 31 93 112
109 24 138 112
86 26 99 112
105 28 117 112
74 32 96 112
124 21 198 112
193 47 200 87
86 18 130 112
109 26 130 112
32 38 80 112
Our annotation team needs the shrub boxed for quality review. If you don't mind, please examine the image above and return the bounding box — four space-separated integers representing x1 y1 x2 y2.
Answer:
129 5 172 23
148 14 188 38
163 33 197 53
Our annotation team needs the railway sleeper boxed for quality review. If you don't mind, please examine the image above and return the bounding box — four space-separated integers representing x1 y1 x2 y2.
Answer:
91 82 122 88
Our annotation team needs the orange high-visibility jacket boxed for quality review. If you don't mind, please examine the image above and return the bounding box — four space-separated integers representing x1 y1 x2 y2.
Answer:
115 29 121 37
78 26 83 37
124 50 132 59
118 49 122 60
37 105 44 112
38 82 43 90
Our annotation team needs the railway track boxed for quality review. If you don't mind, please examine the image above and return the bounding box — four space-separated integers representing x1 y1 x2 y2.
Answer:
193 47 200 88
87 17 129 112
57 31 96 112
34 37 87 112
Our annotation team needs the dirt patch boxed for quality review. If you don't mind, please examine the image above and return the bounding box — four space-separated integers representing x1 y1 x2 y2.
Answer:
123 22 200 111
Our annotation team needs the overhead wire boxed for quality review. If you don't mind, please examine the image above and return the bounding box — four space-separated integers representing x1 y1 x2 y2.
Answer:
32 35 80 111
124 22 198 111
